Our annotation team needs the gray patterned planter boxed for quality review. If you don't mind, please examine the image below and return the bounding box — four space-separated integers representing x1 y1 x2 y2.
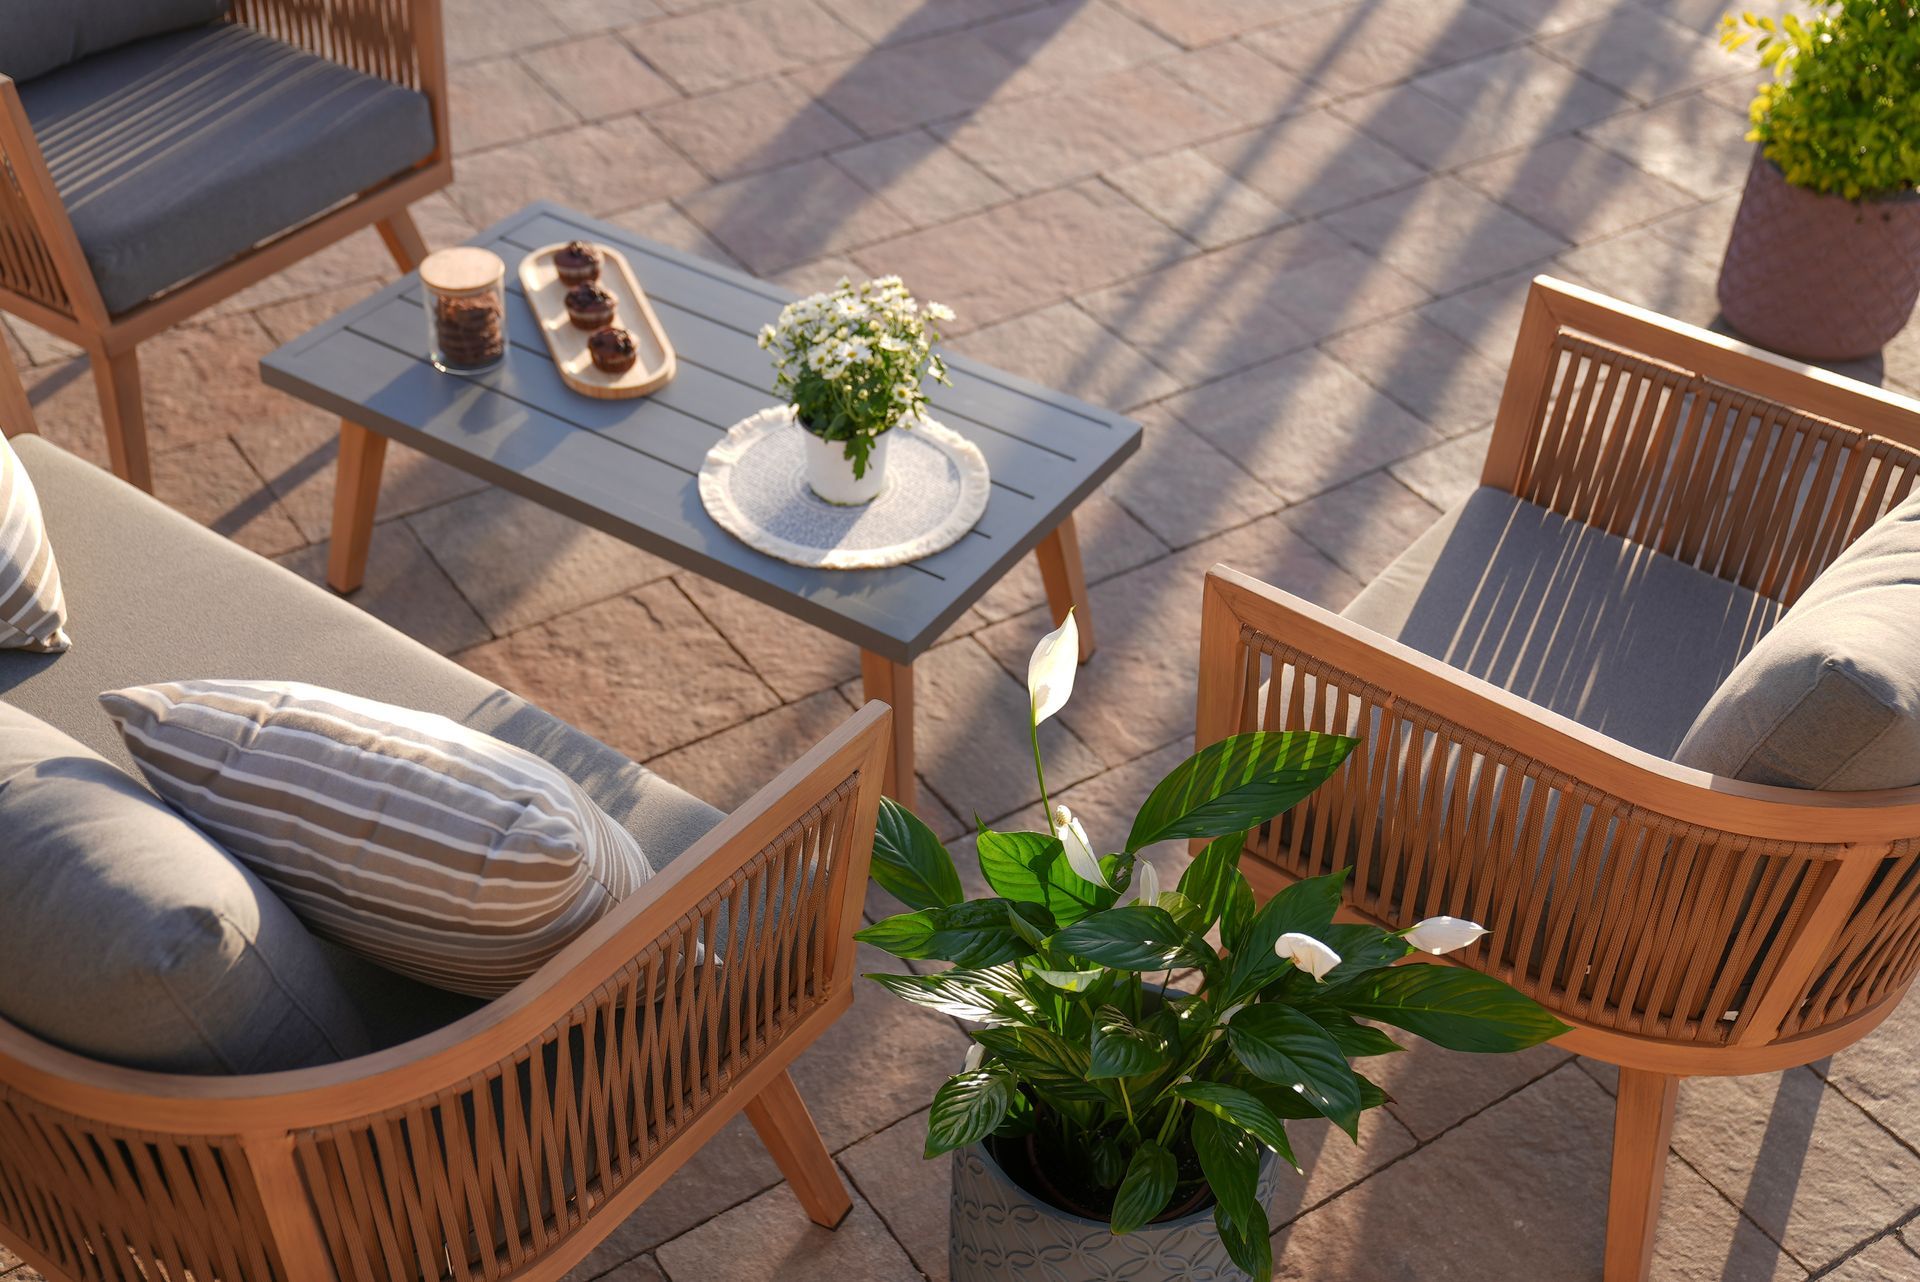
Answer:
949 1140 1282 1282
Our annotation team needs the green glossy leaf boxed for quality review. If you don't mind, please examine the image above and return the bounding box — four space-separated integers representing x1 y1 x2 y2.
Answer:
1189 1108 1263 1225
1319 965 1570 1053
1174 1082 1295 1164
1126 731 1358 852
1089 1006 1171 1080
972 1026 1108 1104
1177 830 1245 932
1020 960 1105 992
1222 874 1257 952
1227 1005 1363 1136
855 899 1051 966
1214 1201 1274 1282
924 1067 1017 1157
1110 1142 1178 1235
863 967 1031 1025
1316 922 1413 983
1055 905 1206 972
1224 870 1347 1001
1308 1012 1404 1059
871 798 962 910
976 828 1111 926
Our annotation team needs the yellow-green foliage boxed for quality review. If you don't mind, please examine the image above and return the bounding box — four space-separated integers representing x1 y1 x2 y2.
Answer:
1721 1 1920 199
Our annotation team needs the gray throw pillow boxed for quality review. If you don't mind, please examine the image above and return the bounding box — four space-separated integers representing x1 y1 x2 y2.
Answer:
1675 488 1920 790
0 701 372 1073
0 0 230 82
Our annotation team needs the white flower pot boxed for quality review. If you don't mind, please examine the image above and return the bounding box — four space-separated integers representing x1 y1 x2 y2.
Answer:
803 424 889 505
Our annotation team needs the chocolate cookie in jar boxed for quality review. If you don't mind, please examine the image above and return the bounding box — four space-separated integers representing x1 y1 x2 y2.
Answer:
420 247 507 375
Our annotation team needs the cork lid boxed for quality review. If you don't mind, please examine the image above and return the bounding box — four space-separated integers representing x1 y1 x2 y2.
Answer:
420 246 505 295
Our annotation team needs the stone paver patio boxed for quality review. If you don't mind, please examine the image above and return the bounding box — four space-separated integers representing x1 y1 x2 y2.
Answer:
8 0 1920 1277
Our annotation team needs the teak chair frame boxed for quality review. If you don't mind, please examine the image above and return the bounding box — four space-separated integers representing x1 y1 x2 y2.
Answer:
0 702 893 1282
1196 277 1920 1282
0 0 455 491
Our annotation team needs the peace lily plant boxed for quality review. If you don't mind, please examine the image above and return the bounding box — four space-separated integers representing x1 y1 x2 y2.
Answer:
859 612 1568 1281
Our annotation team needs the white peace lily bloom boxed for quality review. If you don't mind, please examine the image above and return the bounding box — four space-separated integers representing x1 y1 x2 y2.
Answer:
1403 916 1489 955
1119 857 1160 908
1027 610 1079 726
1054 805 1111 890
963 1043 985 1072
1274 932 1342 983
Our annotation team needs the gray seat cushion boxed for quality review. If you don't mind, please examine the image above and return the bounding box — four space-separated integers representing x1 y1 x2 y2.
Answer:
1 436 724 1047
18 23 435 315
1341 487 1784 759
0 701 373 1073
0 0 228 84
1676 488 1920 790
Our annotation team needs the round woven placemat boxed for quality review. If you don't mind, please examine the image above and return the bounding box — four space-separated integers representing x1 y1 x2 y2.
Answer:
698 406 990 569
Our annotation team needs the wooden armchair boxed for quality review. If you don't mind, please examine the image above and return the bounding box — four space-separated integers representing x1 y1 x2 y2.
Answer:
0 0 453 491
1196 278 1920 1281
0 704 892 1282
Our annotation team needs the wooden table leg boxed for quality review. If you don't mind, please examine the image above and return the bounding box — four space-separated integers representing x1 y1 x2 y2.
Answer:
859 651 915 810
1035 511 1096 662
327 420 388 594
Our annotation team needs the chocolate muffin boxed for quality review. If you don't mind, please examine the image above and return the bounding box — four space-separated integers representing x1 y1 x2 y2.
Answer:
564 283 616 331
553 240 602 285
588 326 638 375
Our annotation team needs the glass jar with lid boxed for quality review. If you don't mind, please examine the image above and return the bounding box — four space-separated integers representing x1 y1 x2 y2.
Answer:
420 247 507 375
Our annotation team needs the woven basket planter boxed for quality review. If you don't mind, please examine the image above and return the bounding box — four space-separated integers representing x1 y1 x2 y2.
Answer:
1717 149 1920 361
949 1140 1282 1282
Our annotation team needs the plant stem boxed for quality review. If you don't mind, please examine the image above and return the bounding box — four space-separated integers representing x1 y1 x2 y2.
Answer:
1155 1100 1183 1146
1031 717 1055 835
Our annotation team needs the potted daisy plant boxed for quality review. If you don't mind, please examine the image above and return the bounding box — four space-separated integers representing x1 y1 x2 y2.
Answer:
758 276 953 505
859 611 1569 1281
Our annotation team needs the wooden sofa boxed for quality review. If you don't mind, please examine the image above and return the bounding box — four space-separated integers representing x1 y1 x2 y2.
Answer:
0 434 892 1282
1196 277 1920 1281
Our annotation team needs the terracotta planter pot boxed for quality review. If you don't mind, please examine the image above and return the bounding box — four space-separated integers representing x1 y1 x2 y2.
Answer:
1717 149 1920 361
948 1140 1282 1282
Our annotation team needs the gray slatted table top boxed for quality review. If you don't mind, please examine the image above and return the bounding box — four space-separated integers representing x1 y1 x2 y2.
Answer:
261 202 1141 663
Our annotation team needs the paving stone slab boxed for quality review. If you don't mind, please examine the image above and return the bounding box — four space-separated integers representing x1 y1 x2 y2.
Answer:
1200 110 1428 220
971 491 1168 623
648 77 861 180
1818 992 1920 1180
631 0 867 95
1106 150 1292 251
973 0 1180 101
653 1183 921 1282
1541 10 1746 106
1247 0 1529 98
1823 1235 1920 1282
674 572 865 701
277 520 491 655
685 156 915 274
1097 406 1280 550
1458 133 1699 242
449 56 579 153
819 0 1044 45
448 121 706 226
522 36 683 120
151 436 306 558
1110 0 1334 48
231 416 488 545
1320 310 1509 434
1332 175 1569 295
839 1109 949 1282
829 130 1011 226
1579 89 1756 200
949 303 1179 414
1277 471 1444 582
646 688 859 809
1387 425 1495 511
1155 40 1323 128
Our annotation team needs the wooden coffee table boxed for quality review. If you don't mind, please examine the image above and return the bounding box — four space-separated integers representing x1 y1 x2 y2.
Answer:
261 202 1141 807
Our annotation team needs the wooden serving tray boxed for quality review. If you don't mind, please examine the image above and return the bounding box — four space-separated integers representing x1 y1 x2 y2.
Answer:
518 242 676 398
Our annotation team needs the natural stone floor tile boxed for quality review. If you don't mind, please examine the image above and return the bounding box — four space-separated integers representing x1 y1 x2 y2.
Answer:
1459 133 1699 242
1163 346 1448 503
1249 0 1527 97
1387 425 1494 511
854 182 1191 333
1338 45 1634 172
1821 980 1920 1155
1100 406 1280 549
605 201 742 267
1823 1235 1920 1281
542 0 665 38
973 1 1180 101
1371 1035 1572 1143
443 0 558 63
646 689 859 810
1270 1109 1420 1229
1200 110 1427 220
1670 1068 1920 1271
1652 1156 1809 1281
448 121 705 226
1416 262 1561 360
648 78 860 180
1559 226 1723 325
277 520 491 655
839 1110 949 1282
683 157 913 275
971 492 1168 622
829 130 1010 226
1155 40 1322 128
1106 150 1291 251
933 66 1235 196
653 1183 919 1282
456 582 779 759
1469 0 1625 38
152 438 306 558
254 281 387 348
633 0 866 95
949 303 1178 413
521 37 683 120
1643 192 1742 269
3 315 79 366
1320 310 1509 434
231 417 487 545
448 56 577 153
789 31 1024 136
818 0 1040 45
1110 0 1327 50
1277 471 1443 583
1333 175 1568 295
1078 221 1428 385
674 572 862 701
566 1251 665 1282
407 486 677 635
1579 89 1756 200
1541 10 1746 106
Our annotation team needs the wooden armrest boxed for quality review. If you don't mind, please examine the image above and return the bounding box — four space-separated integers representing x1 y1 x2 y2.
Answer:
0 77 100 324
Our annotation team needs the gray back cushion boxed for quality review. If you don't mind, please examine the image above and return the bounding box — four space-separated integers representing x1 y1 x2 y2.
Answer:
0 701 373 1073
1676 488 1920 790
0 0 229 83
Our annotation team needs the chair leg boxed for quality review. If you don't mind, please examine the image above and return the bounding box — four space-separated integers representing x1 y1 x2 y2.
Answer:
376 209 431 273
743 1068 852 1229
89 343 152 493
1605 1068 1680 1282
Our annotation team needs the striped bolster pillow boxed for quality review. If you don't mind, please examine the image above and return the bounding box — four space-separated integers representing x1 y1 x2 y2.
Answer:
100 680 653 998
0 433 71 652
